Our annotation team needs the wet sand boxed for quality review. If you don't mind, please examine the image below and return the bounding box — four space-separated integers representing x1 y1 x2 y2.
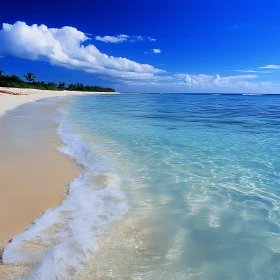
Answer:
0 97 81 277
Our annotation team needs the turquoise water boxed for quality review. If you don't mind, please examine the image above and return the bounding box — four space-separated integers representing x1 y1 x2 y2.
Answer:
4 94 280 279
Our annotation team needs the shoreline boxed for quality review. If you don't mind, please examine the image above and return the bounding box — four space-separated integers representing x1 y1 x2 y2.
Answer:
0 89 112 278
0 87 119 118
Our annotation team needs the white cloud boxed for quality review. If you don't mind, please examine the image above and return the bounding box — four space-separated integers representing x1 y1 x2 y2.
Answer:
184 74 212 86
213 74 221 85
135 36 143 41
173 73 258 88
95 34 129 43
95 34 154 43
153 49 161 54
149 37 156 41
112 71 279 93
0 22 164 80
121 73 264 90
235 69 257 73
0 21 277 93
260 64 280 69
238 81 274 88
218 74 257 84
235 69 271 74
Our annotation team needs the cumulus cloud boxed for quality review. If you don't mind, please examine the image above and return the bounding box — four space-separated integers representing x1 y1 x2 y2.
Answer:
173 73 258 88
260 64 280 69
0 22 277 92
121 73 265 91
184 74 212 86
0 22 164 80
110 71 279 93
153 49 161 54
121 73 276 92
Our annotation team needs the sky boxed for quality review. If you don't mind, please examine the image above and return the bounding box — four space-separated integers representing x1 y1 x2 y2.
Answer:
0 0 280 93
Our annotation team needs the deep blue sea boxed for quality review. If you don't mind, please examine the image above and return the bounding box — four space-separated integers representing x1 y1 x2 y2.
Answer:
4 94 280 279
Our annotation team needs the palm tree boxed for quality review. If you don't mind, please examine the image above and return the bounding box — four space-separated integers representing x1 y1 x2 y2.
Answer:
24 72 36 83
0 70 3 77
58 81 65 90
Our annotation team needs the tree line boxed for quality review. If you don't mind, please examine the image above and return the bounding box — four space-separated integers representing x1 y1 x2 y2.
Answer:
0 71 115 92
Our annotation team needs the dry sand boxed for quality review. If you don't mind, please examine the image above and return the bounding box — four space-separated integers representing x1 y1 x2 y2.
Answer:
0 88 116 278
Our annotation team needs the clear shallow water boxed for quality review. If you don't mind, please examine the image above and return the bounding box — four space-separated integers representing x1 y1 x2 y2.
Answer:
4 94 280 279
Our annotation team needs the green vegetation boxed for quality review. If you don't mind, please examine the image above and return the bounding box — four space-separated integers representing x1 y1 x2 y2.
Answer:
0 70 115 92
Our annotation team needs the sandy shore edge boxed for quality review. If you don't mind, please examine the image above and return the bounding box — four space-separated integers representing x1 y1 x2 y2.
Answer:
0 88 116 278
0 87 119 118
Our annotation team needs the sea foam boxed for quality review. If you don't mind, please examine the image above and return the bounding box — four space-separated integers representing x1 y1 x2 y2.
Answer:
3 109 128 279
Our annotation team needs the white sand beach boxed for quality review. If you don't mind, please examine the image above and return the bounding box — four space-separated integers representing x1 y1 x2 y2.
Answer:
0 88 117 278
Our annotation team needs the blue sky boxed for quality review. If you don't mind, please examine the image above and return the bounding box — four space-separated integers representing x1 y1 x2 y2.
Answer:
0 0 280 93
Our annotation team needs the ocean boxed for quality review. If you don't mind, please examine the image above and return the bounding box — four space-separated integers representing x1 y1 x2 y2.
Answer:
4 93 280 279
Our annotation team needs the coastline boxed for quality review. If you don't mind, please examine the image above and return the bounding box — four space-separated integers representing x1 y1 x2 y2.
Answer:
0 87 119 118
0 88 116 278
